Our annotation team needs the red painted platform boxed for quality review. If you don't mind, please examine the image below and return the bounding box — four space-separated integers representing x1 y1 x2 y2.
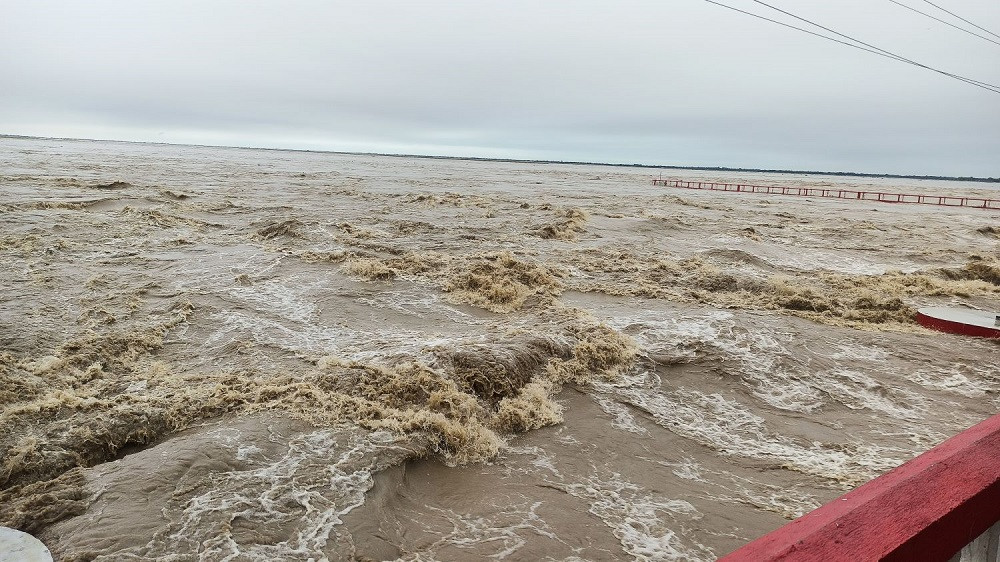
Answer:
720 413 1000 561
916 307 1000 339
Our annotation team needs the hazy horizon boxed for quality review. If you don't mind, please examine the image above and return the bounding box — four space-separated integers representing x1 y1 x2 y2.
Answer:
6 132 1000 181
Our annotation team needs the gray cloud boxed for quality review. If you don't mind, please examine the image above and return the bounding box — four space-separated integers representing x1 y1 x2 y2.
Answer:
3 0 998 175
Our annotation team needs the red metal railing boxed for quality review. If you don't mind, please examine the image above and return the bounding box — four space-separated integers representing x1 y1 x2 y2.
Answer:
721 413 1000 561
651 179 1000 210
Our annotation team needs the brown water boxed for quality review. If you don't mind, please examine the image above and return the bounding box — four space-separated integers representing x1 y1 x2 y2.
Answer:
1 136 998 561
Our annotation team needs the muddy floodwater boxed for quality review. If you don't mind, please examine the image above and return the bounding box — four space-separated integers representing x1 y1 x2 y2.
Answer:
1 136 998 561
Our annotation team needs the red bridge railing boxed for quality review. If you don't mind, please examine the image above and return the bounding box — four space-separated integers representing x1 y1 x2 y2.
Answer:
651 179 1000 210
721 413 1000 561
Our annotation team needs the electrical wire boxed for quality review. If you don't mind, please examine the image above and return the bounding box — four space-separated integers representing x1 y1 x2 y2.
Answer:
747 0 999 90
701 0 1000 94
920 0 1000 41
887 0 1000 47
701 1 910 60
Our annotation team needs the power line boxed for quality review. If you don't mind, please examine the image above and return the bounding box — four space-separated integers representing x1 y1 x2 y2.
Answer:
745 0 1000 91
701 1 910 60
887 0 1000 47
701 0 1000 94
920 0 1000 41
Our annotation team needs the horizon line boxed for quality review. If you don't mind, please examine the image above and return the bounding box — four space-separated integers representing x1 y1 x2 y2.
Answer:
2 133 997 184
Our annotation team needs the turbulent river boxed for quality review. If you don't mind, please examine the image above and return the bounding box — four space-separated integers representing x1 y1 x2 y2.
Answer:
1 137 998 561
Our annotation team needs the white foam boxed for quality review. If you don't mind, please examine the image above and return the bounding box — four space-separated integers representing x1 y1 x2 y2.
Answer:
648 458 820 520
602 373 906 484
661 458 708 483
506 445 564 478
812 367 927 420
357 288 483 326
227 278 318 323
608 312 824 413
591 395 650 435
122 428 409 561
713 476 820 520
236 444 263 461
830 342 889 362
907 365 996 398
560 473 713 562
397 502 563 560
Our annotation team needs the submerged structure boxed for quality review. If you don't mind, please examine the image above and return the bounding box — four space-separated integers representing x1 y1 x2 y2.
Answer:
917 307 1000 339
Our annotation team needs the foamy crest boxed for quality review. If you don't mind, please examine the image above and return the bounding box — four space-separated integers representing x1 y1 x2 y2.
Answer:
653 458 819 519
906 365 996 398
710 472 820 520
610 312 823 413
599 373 906 485
227 278 318 323
357 289 483 325
82 428 408 561
591 394 650 435
660 458 708 483
506 445 564 478
830 342 890 362
813 368 927 420
559 473 713 562
397 502 563 561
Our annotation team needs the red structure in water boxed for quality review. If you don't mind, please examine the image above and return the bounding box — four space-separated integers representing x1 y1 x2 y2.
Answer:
651 178 1000 210
916 307 1000 339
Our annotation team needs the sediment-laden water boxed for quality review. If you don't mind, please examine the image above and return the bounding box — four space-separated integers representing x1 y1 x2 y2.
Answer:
1 136 998 561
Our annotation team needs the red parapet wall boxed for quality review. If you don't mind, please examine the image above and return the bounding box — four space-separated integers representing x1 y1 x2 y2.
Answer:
650 179 1000 211
720 413 1000 561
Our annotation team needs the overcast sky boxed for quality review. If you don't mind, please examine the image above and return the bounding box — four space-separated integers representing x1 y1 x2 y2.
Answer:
2 1 998 176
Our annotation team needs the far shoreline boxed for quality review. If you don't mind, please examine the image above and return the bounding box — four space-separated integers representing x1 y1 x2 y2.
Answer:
2 133 997 184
